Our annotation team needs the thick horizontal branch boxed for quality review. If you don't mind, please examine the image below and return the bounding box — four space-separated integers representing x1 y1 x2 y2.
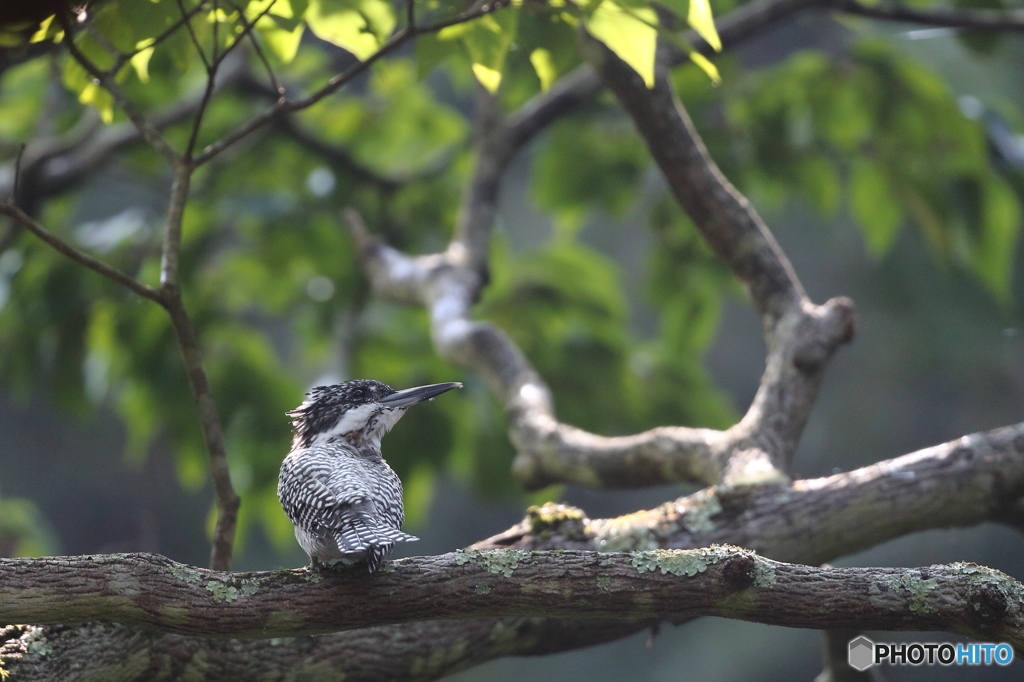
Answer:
3 548 1022 649
6 421 1024 679
480 422 1024 567
1 618 651 682
838 0 1024 31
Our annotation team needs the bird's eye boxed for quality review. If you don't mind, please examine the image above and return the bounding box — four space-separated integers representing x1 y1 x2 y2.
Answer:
351 388 366 399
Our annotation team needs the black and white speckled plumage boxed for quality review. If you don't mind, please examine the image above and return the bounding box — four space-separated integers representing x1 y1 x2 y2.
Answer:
278 379 460 572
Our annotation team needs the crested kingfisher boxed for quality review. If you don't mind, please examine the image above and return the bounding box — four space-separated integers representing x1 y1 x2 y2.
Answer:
278 379 461 572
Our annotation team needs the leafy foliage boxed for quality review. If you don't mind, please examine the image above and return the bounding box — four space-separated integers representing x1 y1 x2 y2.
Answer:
723 41 1022 299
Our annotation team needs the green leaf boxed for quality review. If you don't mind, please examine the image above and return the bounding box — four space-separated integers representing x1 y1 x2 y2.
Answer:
130 45 156 83
438 10 518 93
530 48 557 91
252 0 309 63
29 15 62 43
850 157 902 256
585 0 657 88
63 58 116 124
306 0 395 60
258 18 306 63
688 0 721 52
688 51 720 84
414 32 461 79
303 59 468 176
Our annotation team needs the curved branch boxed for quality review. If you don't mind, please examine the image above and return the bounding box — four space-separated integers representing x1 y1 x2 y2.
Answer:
351 31 857 491
478 422 1024 567
838 0 1024 31
524 32 858 487
2 549 1022 648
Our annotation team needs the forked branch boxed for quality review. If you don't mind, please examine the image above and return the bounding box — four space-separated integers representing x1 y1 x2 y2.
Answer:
349 27 855 492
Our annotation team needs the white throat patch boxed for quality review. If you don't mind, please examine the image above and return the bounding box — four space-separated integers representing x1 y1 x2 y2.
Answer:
311 403 408 449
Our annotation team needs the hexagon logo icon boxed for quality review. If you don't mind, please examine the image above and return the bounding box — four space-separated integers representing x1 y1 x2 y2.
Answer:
848 636 875 672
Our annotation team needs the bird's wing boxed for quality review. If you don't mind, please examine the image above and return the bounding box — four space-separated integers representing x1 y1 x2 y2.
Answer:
279 448 416 552
278 449 369 537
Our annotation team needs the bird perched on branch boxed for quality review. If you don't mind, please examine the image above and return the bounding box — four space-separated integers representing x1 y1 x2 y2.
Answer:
278 379 461 572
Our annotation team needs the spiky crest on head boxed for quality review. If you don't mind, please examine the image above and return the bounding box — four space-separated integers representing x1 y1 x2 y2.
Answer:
287 379 397 450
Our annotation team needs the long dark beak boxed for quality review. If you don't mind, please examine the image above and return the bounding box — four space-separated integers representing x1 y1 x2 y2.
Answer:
379 382 462 408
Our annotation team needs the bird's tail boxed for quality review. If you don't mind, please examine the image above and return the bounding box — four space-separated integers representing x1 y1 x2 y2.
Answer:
333 520 419 554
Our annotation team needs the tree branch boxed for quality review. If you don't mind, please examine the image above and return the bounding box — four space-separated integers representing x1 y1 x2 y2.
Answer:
0 203 164 304
57 13 180 165
1 618 650 682
480 31 858 490
191 0 512 167
0 53 249 213
838 0 1024 31
478 422 1024 566
157 163 239 572
347 0 864 493
4 421 1024 678
2 549 1022 647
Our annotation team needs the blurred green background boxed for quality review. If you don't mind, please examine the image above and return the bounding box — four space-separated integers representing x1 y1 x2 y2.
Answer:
1 0 1023 679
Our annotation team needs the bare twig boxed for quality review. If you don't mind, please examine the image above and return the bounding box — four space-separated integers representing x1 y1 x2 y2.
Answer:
238 13 284 96
192 0 512 167
212 0 221 64
156 162 239 571
175 0 212 71
0 203 164 304
213 0 278 69
163 292 240 571
115 0 208 71
183 0 278 159
12 144 25 207
57 12 180 164
184 77 217 161
250 37 284 96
